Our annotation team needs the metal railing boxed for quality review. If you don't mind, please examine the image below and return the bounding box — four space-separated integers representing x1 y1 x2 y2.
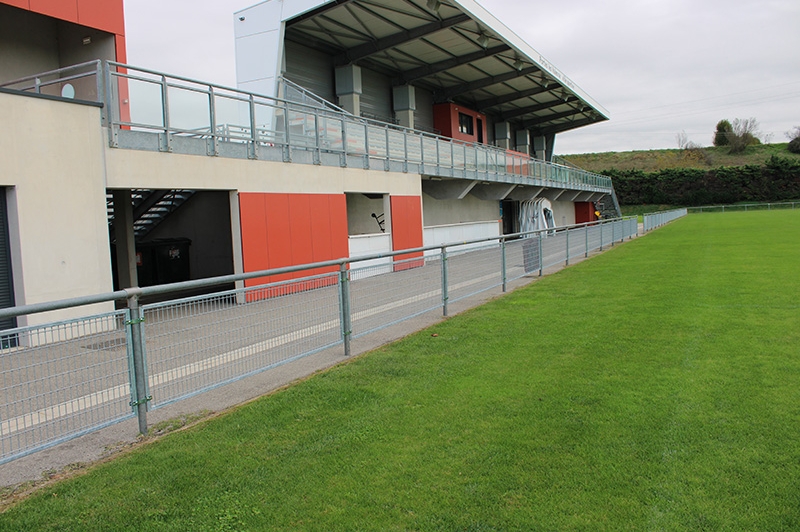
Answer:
643 208 688 232
1 60 615 194
688 201 800 213
0 217 637 465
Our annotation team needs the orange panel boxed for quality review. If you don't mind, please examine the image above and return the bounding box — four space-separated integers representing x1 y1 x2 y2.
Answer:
114 33 127 63
238 193 269 287
390 196 424 270
77 0 125 35
264 194 292 273
1 1 31 10
329 194 349 260
309 194 332 263
288 194 314 268
29 0 78 23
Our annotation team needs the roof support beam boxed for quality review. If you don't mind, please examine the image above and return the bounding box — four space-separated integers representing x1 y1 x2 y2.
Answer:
395 44 511 85
522 108 586 129
533 116 606 136
334 13 471 66
499 96 578 122
433 65 540 102
473 84 559 111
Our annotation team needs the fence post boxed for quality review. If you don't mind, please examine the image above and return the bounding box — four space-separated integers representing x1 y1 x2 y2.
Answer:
441 245 449 316
126 295 150 435
501 238 507 293
339 263 352 356
565 228 570 266
585 224 589 258
599 221 604 251
538 232 543 277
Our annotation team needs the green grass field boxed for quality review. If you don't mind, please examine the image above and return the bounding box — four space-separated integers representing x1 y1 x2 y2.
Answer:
2 211 800 531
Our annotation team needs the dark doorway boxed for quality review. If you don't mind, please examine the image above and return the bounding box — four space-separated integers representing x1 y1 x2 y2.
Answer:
501 199 519 235
477 118 484 144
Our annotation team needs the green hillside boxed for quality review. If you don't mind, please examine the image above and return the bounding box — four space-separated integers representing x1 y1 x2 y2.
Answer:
561 142 800 173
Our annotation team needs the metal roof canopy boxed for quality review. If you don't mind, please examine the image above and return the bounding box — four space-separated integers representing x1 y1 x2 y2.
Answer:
283 0 609 136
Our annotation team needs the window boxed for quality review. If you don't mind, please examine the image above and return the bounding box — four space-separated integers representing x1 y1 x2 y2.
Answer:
458 112 474 135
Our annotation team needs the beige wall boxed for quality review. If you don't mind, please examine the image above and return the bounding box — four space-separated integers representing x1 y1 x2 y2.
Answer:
105 148 421 197
422 193 500 227
551 199 576 227
0 92 114 325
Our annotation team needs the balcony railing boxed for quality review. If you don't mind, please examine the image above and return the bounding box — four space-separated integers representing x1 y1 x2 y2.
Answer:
2 60 615 193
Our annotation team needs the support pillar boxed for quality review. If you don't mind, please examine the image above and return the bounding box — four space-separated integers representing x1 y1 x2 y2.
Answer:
533 135 547 161
515 129 530 155
112 189 138 289
392 85 416 129
335 64 362 116
495 121 512 150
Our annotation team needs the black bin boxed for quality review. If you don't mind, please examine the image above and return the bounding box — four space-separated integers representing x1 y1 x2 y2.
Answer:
136 238 191 286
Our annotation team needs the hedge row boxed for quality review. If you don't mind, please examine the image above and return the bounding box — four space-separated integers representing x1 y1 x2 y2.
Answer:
607 156 800 206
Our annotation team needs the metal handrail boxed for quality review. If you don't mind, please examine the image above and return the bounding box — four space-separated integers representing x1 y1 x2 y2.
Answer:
103 61 614 191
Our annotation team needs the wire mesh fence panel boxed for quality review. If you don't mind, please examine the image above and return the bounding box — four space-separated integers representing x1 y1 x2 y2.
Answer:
587 224 603 253
541 231 567 269
0 310 133 464
567 227 587 261
505 237 541 282
142 274 342 408
446 243 503 303
349 255 442 338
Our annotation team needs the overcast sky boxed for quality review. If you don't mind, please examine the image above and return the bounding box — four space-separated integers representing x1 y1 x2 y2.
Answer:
123 0 800 154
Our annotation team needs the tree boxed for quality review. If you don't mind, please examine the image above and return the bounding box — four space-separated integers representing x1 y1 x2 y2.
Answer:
713 119 732 146
726 117 761 154
787 127 800 154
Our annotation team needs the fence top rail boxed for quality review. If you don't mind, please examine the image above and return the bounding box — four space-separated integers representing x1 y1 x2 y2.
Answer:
0 60 101 89
0 217 633 322
642 208 688 217
687 201 800 211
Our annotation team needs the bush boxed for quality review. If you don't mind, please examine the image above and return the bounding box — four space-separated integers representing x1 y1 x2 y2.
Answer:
789 137 800 154
713 119 732 146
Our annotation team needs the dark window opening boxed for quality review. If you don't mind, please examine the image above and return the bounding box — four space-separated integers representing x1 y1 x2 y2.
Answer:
458 112 474 135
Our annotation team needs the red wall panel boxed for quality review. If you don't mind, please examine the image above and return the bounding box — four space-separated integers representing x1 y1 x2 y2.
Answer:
390 196 424 270
2 0 31 10
574 202 597 224
77 0 125 35
240 193 349 293
29 0 78 23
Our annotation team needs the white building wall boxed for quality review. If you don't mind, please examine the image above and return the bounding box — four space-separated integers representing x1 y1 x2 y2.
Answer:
0 92 114 326
551 199 576 227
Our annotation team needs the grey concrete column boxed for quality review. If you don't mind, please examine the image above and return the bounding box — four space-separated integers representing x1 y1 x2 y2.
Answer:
112 189 138 289
335 64 362 116
392 85 416 129
495 121 512 150
533 135 547 161
515 129 530 155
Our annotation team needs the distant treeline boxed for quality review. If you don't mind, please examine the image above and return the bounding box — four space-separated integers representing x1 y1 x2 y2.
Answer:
607 156 800 206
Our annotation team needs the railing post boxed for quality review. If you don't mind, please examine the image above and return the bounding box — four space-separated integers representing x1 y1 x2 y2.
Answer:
585 224 589 258
248 94 257 159
208 86 219 156
339 263 352 356
363 122 371 170
126 294 150 435
159 75 172 153
565 228 570 266
441 246 449 316
313 108 321 165
104 62 119 148
403 128 409 173
385 125 391 171
283 100 292 163
501 238 507 293
599 220 604 250
538 231 543 276
340 114 347 167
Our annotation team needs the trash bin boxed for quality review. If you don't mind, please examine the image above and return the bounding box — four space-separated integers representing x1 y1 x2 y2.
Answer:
136 238 191 286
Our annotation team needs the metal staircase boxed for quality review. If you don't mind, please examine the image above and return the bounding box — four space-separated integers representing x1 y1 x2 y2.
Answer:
107 190 196 241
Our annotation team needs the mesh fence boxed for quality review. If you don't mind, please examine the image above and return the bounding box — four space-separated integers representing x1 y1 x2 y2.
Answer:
349 255 442 338
0 310 133 464
447 243 503 303
142 274 342 408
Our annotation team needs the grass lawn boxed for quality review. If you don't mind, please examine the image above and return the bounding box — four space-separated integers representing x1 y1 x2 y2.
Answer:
2 211 800 530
